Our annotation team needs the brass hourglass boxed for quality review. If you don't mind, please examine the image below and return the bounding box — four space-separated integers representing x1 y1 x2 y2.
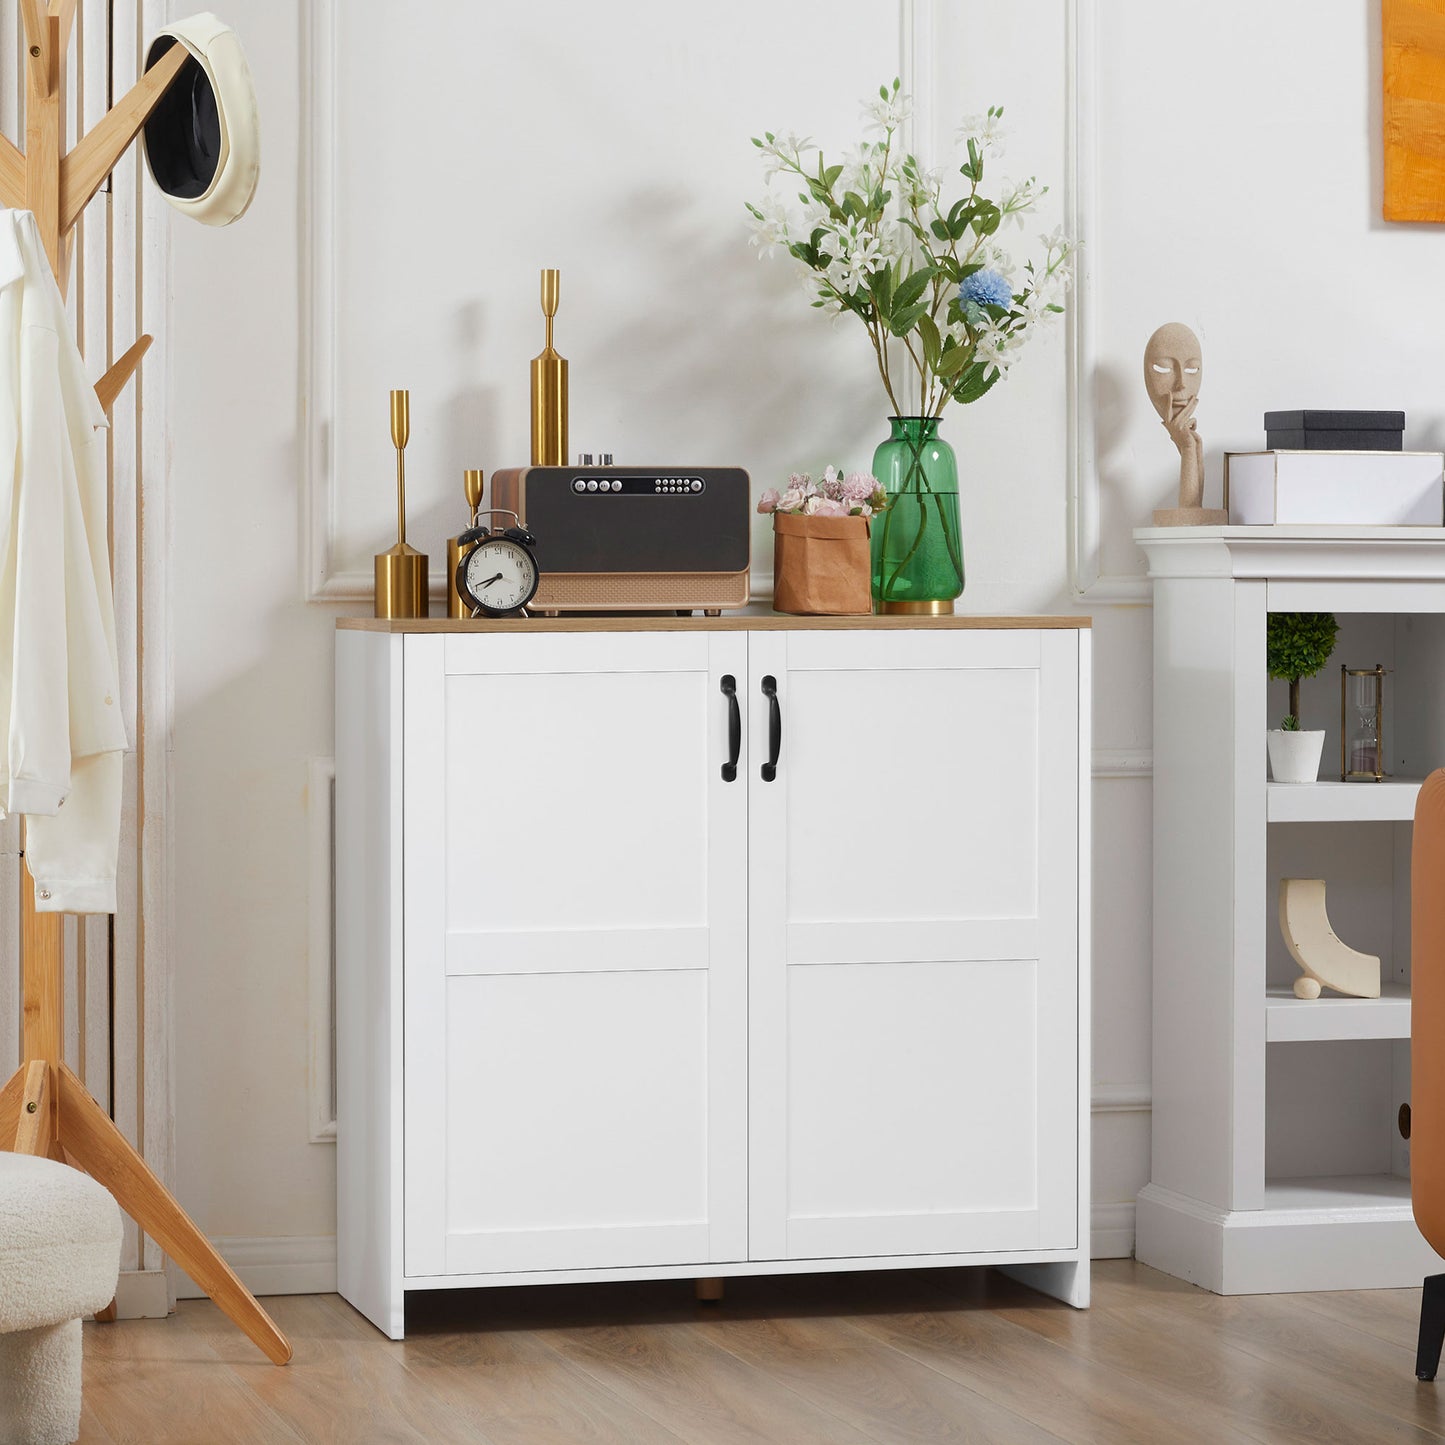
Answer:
1341 664 1387 782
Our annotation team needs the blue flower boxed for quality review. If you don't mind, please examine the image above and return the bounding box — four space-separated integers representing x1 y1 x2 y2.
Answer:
959 268 1013 308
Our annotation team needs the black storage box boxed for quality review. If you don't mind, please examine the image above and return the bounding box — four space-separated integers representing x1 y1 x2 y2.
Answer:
1264 410 1405 451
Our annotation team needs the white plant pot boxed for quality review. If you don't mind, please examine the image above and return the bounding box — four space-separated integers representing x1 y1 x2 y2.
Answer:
1267 729 1325 784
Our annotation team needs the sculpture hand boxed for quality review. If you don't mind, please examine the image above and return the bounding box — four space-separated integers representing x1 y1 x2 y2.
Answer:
1163 396 1199 453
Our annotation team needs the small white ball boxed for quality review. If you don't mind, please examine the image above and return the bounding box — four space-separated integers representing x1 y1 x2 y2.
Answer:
1294 976 1322 1000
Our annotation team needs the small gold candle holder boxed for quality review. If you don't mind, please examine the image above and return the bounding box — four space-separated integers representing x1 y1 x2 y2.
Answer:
374 388 429 619
1340 663 1387 782
447 468 486 618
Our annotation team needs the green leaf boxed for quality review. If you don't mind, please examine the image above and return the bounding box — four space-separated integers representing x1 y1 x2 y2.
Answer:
936 343 973 378
893 267 935 311
930 218 951 241
954 363 1003 404
872 261 895 311
889 300 929 337
918 314 942 370
823 164 844 189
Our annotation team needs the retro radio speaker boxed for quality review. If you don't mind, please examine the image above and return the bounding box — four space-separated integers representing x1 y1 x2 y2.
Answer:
489 465 751 613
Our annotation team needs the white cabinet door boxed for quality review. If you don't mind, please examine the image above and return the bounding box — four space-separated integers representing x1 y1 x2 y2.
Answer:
403 631 748 1277
747 629 1079 1260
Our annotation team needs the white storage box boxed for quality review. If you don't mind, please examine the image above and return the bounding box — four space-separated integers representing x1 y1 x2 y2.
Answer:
1225 450 1445 526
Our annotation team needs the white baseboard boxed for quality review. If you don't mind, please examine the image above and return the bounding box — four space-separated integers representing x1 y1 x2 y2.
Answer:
173 1235 338 1300
169 1216 1132 1303
113 1269 170 1319
1090 1202 1136 1259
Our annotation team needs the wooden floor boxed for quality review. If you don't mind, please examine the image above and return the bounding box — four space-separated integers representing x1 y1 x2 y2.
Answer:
76 1260 1445 1444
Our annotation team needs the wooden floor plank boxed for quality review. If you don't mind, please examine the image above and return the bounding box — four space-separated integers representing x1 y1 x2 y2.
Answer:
75 1400 119 1445
995 1263 1443 1445
393 1288 693 1445
703 1309 1066 1444
840 1280 1250 1443
181 1293 487 1445
81 1312 304 1445
71 1264 1445 1445
1292 1284 1424 1351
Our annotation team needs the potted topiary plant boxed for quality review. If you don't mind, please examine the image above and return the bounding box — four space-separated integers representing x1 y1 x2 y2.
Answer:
1266 612 1338 783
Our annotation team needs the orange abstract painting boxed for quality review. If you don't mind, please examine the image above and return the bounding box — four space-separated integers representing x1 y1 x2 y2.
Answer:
1385 0 1445 221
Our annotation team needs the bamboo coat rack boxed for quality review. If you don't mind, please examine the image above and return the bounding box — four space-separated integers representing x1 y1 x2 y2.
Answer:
0 0 291 1366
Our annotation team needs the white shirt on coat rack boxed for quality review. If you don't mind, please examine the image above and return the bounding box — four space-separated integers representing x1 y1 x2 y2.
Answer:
0 208 126 915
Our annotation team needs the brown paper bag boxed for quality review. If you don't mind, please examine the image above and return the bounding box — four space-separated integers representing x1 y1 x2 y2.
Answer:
772 512 873 615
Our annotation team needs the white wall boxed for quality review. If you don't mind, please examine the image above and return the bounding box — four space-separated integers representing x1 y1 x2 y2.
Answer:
165 0 1436 1283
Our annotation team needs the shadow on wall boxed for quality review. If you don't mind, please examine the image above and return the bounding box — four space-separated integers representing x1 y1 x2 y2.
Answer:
598 183 881 478
421 298 502 550
1093 361 1152 533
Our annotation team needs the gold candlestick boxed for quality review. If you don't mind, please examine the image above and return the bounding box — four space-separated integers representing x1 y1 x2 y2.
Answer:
530 268 568 466
447 468 486 618
373 388 429 618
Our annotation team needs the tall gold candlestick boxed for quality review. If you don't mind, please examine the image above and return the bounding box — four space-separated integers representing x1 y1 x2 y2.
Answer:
530 268 568 466
373 387 429 618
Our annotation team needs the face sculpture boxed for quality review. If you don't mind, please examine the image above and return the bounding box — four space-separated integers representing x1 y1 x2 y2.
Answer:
1143 322 1202 425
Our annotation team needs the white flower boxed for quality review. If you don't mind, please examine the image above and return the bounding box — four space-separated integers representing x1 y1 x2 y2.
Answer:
838 142 882 193
747 194 792 259
976 331 1019 374
999 175 1044 226
893 156 943 209
980 244 1017 282
759 130 815 180
1039 225 1075 261
956 111 1007 157
1019 289 1060 326
823 217 887 294
862 92 912 133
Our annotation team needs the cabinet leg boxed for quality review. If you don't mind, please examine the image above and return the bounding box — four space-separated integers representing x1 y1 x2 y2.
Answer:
1419 1273 1445 1381
695 1277 724 1303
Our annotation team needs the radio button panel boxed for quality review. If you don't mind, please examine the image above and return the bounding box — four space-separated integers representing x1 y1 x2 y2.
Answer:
566 475 707 497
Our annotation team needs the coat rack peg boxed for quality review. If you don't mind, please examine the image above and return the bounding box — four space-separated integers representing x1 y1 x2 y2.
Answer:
61 41 187 233
94 334 151 415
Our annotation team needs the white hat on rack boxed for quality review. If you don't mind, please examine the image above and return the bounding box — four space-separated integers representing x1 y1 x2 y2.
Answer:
142 12 260 228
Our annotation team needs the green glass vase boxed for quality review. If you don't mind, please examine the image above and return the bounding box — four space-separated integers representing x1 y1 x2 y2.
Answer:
870 416 964 613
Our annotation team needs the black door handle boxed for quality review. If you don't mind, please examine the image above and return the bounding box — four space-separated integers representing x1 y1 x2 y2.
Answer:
761 675 781 782
720 675 740 782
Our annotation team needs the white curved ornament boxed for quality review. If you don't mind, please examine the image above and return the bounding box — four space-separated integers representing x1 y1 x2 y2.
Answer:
1279 878 1381 1000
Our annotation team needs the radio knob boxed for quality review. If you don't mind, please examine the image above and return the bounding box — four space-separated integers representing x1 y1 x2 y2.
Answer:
579 453 594 465
691 480 703 492
600 453 614 465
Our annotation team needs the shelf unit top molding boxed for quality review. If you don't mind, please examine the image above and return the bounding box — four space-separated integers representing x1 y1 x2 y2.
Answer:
1134 526 1445 583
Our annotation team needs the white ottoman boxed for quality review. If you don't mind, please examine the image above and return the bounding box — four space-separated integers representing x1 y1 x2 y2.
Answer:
0 1153 122 1445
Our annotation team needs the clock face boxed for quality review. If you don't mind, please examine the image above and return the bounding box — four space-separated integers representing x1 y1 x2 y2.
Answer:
462 538 539 615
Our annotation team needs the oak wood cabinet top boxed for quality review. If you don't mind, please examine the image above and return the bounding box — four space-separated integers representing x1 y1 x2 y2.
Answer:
338 609 1092 635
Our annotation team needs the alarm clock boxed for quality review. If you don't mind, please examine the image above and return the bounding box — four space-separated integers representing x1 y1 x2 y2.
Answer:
456 510 540 617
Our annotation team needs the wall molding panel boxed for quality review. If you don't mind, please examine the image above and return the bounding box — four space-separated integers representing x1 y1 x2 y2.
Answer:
1065 0 1150 608
1092 750 1153 780
1092 1083 1152 1114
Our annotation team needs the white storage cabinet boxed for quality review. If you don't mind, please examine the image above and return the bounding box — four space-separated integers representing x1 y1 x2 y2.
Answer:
336 615 1091 1338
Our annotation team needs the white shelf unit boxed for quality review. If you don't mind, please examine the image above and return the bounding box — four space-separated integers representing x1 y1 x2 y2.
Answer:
1134 526 1445 1294
1267 779 1424 823
1265 982 1411 1042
